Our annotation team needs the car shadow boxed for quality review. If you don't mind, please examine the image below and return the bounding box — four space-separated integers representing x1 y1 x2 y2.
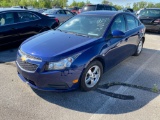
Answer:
0 46 18 63
146 31 160 36
31 48 160 114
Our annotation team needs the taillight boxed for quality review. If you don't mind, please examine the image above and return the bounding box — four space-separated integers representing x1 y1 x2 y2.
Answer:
54 18 59 23
154 19 160 23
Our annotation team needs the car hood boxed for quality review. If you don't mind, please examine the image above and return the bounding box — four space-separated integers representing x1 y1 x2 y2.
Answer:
20 30 100 61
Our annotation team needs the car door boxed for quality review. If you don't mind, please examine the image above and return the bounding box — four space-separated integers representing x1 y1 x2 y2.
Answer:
64 10 74 21
55 10 67 23
103 15 128 70
15 11 41 40
124 14 140 55
0 12 19 46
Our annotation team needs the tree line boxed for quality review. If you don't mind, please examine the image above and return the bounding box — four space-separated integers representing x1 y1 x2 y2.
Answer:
0 0 160 10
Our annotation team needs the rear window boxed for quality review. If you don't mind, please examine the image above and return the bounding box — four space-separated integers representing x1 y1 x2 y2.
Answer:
82 5 96 12
139 9 160 17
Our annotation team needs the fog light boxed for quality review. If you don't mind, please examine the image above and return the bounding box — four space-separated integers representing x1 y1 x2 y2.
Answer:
73 79 78 84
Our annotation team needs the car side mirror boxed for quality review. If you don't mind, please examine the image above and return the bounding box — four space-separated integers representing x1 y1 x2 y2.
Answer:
112 30 125 38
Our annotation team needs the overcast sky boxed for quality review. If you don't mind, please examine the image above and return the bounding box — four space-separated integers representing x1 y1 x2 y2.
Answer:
68 0 159 6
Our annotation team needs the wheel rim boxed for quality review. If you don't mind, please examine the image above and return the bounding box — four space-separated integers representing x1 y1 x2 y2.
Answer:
137 40 143 54
85 65 101 88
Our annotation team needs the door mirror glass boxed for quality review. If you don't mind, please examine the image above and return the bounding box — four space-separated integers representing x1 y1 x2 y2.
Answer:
112 30 125 38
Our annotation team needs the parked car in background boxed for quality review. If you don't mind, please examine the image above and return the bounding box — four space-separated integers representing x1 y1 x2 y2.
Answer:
0 9 59 47
30 8 45 13
16 11 145 92
11 6 28 9
42 9 75 23
121 8 136 15
80 4 117 13
52 6 62 9
137 8 160 33
68 7 81 14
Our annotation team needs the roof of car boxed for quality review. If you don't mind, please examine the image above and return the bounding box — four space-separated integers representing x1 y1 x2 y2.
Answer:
80 11 120 16
0 8 27 12
84 4 113 6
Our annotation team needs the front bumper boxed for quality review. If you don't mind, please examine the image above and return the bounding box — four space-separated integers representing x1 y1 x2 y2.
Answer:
16 61 84 91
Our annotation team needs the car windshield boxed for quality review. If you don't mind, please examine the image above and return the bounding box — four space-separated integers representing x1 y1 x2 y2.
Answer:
82 5 96 12
139 9 160 17
57 15 111 38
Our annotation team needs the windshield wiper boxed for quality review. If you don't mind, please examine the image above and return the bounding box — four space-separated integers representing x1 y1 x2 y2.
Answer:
57 30 89 37
56 29 63 32
76 33 89 37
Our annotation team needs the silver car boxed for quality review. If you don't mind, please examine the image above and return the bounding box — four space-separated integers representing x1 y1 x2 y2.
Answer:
42 9 74 23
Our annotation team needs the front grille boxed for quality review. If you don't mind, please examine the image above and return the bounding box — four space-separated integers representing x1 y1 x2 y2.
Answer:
17 56 38 72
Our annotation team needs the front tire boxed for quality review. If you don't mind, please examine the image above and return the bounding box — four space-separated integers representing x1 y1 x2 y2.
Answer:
133 39 143 56
80 61 103 91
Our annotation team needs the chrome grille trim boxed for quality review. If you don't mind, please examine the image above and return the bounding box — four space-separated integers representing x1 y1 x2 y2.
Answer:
19 49 42 62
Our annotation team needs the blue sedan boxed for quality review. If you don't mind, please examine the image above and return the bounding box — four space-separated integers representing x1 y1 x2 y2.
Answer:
16 11 145 91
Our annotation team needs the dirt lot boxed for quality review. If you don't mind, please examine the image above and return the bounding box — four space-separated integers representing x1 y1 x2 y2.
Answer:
0 32 160 120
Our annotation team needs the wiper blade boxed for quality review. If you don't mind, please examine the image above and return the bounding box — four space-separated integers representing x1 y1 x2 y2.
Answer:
66 31 77 35
76 33 89 37
56 29 63 32
57 30 89 37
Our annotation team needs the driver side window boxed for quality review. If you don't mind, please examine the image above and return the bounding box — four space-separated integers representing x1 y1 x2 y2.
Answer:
111 15 126 33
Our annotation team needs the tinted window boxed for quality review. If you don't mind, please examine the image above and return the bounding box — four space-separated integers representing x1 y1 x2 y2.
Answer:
126 15 137 30
0 13 14 26
18 12 39 22
139 9 160 17
58 15 111 37
57 10 65 14
97 5 105 10
82 5 96 12
128 9 134 12
111 7 117 11
65 10 73 15
104 6 111 10
111 15 126 32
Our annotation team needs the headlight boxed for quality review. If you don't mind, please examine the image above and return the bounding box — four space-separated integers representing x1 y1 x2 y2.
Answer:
46 53 81 70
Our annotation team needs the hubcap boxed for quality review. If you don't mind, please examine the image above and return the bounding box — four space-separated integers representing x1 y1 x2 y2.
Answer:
137 40 143 54
85 65 101 88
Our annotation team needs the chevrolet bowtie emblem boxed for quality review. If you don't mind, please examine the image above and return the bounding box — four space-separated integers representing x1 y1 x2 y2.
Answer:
21 56 27 62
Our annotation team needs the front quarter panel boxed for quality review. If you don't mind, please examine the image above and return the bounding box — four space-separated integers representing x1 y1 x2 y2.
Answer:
71 39 106 69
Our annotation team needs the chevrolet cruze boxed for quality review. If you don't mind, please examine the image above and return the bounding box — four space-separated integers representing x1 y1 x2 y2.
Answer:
16 11 145 91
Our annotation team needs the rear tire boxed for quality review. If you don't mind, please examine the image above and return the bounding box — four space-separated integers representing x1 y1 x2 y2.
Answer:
80 60 103 91
133 39 143 56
